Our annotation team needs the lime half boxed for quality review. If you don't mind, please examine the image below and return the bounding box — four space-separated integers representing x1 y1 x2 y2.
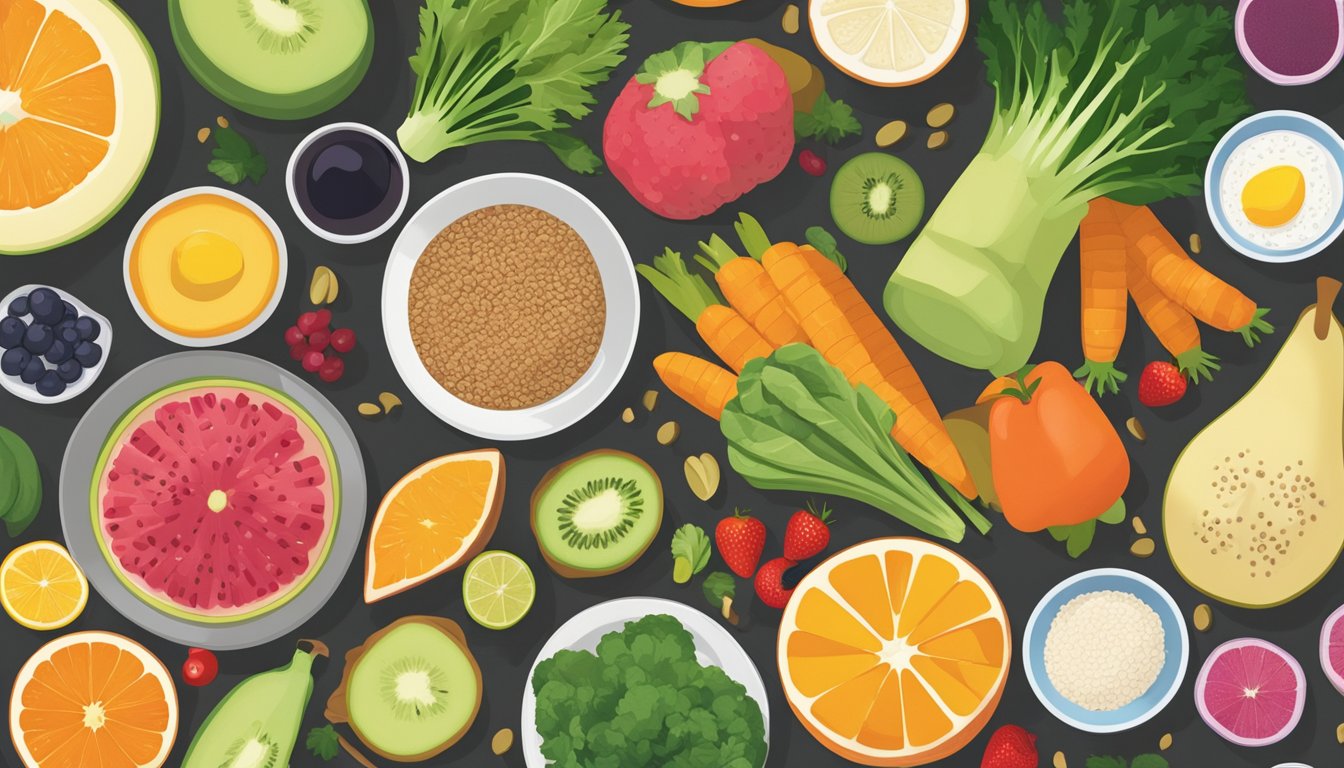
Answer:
463 550 536 630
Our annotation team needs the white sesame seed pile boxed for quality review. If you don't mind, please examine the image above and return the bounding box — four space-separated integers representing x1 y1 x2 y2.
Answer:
1044 590 1165 712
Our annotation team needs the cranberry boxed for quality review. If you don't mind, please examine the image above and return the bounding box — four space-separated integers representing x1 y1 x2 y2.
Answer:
318 355 345 383
313 308 332 330
798 149 826 177
302 350 325 373
296 311 320 335
283 325 305 346
330 328 357 353
289 342 310 361
307 329 331 352
182 648 218 687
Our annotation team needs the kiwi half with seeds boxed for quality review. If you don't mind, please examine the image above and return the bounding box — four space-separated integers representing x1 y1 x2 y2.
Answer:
829 152 925 245
532 449 664 578
219 725 281 768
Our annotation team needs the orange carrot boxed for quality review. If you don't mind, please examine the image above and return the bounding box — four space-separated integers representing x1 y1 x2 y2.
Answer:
1074 198 1130 394
696 230 809 347
654 352 738 421
762 245 978 499
1114 201 1273 346
1126 256 1220 383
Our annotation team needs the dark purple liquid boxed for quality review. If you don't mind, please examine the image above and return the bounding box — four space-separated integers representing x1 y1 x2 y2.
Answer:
1243 0 1340 76
293 129 403 237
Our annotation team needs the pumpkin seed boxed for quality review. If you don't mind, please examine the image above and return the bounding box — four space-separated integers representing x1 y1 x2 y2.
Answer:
215 115 229 128
1159 732 1172 750
621 407 635 424
657 421 680 446
1189 233 1202 254
927 130 950 150
196 127 211 143
357 403 382 418
642 389 659 411
926 102 955 128
875 120 907 148
781 3 799 34
492 728 514 755
1126 416 1146 442
1053 751 1067 768
1132 516 1148 535
309 266 338 306
378 392 402 413
1130 537 1156 558
685 453 721 501
1193 603 1213 632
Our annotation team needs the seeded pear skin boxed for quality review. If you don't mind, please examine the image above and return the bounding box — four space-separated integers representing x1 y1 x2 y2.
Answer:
1164 279 1344 609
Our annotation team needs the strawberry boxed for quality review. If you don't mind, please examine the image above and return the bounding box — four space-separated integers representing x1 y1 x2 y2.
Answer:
754 556 797 609
980 725 1037 768
716 509 766 579
1138 360 1187 407
783 503 832 561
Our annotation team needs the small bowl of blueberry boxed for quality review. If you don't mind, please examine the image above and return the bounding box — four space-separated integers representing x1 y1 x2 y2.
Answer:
0 285 111 403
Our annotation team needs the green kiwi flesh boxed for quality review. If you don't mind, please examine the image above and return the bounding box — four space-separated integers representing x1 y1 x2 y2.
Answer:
531 450 664 578
829 152 926 245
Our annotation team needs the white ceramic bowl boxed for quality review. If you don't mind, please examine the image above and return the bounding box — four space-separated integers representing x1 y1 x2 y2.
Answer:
382 173 639 440
285 122 410 244
1 284 113 405
123 186 287 347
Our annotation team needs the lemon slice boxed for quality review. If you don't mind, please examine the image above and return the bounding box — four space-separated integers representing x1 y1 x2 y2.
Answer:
810 0 969 86
1 540 90 631
462 550 536 630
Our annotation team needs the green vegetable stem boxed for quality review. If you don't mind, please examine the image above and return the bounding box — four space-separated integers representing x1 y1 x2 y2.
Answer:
671 524 711 584
883 0 1250 375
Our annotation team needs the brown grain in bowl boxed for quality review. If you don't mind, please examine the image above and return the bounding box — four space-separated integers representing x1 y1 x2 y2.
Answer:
408 204 605 410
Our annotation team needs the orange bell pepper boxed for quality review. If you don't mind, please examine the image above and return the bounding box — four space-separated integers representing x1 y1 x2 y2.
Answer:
976 361 1129 533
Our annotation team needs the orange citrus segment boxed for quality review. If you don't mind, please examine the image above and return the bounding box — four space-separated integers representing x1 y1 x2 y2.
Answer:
0 0 45 89
0 117 109 209
365 449 504 602
856 669 905 751
918 617 1006 667
906 579 992 645
885 549 912 613
910 655 995 716
828 553 894 640
23 63 115 134
15 9 101 92
810 664 890 740
796 588 884 653
895 553 959 637
787 631 881 697
900 668 954 747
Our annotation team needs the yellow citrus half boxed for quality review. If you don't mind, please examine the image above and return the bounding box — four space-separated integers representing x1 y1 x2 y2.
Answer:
809 0 969 87
1 540 89 631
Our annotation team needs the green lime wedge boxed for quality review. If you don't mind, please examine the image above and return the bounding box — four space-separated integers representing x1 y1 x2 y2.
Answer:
462 550 535 630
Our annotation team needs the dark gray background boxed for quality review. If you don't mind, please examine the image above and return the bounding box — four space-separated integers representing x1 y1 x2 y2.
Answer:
3 1 1343 766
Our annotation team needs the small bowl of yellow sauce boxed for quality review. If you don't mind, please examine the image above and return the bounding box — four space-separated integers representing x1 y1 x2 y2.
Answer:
124 187 286 347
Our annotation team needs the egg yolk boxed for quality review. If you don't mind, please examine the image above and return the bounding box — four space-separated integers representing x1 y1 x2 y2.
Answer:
1241 165 1305 228
171 231 245 300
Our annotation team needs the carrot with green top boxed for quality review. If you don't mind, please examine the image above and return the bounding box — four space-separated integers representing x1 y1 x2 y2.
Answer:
694 215 809 347
762 245 978 499
653 352 738 420
1127 256 1220 383
1074 197 1130 395
1114 201 1273 346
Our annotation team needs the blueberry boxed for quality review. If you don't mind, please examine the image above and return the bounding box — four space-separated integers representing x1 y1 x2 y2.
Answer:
56 359 83 384
1 347 30 376
22 323 54 355
35 370 66 397
0 316 25 348
19 356 45 384
74 340 102 367
58 326 80 345
61 300 77 322
74 316 101 341
27 288 63 325
7 295 29 317
45 338 73 364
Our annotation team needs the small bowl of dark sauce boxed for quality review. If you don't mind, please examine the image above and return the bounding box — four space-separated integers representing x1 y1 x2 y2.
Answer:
287 122 410 244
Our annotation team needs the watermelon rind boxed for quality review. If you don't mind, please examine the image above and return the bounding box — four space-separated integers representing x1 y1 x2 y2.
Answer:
89 377 340 624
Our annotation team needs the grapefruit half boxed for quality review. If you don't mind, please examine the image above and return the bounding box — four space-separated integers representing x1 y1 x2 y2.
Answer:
1323 603 1344 696
1195 637 1306 747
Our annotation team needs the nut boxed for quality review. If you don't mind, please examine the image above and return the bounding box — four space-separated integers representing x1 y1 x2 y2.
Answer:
1337 722 1344 743
621 407 635 424
196 127 211 144
492 728 514 755
357 403 382 418
1126 416 1146 442
926 102 956 128
1189 233 1202 254
642 389 659 411
1193 603 1213 632
1130 537 1156 558
215 115 229 128
378 392 402 413
1159 732 1172 750
875 120 907 148
684 453 721 501
1053 751 1067 768
781 3 800 34
309 266 338 306
1132 516 1148 535
927 130 950 150
657 421 680 446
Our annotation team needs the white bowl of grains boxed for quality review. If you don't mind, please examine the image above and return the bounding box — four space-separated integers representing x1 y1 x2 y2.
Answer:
1023 568 1189 733
383 173 638 440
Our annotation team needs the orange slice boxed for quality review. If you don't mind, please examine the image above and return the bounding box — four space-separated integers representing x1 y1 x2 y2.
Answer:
9 630 178 768
364 449 505 603
0 540 88 630
779 537 1010 766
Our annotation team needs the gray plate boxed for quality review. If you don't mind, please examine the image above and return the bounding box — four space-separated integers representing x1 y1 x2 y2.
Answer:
60 351 366 650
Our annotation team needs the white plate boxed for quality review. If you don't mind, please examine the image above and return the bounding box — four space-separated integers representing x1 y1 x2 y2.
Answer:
521 597 770 767
1 284 112 405
123 186 287 347
285 122 410 244
382 173 638 440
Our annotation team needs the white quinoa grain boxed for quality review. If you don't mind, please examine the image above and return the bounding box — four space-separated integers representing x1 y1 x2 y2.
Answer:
1044 590 1165 711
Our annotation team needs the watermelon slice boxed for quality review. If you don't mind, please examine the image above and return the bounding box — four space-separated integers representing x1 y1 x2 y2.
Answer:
94 380 338 622
1324 604 1344 696
1195 637 1306 747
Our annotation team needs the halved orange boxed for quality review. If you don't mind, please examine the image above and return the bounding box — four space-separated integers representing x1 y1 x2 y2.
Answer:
0 0 159 254
9 630 178 768
779 537 1010 766
364 449 505 603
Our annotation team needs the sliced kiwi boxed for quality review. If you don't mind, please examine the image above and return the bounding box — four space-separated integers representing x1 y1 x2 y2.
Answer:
829 152 925 245
219 725 281 768
531 450 664 578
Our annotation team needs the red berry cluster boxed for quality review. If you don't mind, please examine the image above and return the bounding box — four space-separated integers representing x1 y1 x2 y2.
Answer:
285 309 356 383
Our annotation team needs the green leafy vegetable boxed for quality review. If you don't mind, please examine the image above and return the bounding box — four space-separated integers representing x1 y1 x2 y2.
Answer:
804 226 847 273
1086 756 1168 768
207 126 266 185
397 0 629 172
636 248 720 322
883 0 1251 375
305 725 340 761
1128 756 1170 768
703 571 735 605
721 344 983 542
1047 498 1125 558
671 524 711 584
532 614 767 767
795 91 861 145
